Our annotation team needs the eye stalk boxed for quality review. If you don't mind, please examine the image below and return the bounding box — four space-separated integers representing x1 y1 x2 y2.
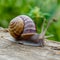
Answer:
39 18 56 40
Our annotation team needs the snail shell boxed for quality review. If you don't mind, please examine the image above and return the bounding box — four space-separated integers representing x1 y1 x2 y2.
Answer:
9 17 24 38
9 15 36 40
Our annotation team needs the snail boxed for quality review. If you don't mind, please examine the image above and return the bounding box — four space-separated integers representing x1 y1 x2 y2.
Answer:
8 15 55 47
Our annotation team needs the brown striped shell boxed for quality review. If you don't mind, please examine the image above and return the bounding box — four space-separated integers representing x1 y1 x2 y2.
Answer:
9 17 24 39
9 15 37 40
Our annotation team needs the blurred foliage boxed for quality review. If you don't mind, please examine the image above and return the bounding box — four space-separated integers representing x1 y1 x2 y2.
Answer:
0 0 60 41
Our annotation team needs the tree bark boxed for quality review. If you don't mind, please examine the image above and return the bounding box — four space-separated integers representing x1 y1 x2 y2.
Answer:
0 27 60 60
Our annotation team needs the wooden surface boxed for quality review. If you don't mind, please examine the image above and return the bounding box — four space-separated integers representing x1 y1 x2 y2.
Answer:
0 27 60 60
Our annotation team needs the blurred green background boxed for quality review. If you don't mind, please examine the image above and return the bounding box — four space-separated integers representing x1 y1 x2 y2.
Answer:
0 0 60 41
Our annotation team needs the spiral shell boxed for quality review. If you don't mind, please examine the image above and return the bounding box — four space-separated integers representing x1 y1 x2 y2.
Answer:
9 17 24 38
9 15 37 40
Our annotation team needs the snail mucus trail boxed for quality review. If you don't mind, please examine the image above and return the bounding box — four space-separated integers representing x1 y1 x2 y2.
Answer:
9 15 56 47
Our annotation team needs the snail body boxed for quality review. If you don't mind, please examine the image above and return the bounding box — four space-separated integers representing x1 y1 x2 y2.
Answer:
9 15 53 47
